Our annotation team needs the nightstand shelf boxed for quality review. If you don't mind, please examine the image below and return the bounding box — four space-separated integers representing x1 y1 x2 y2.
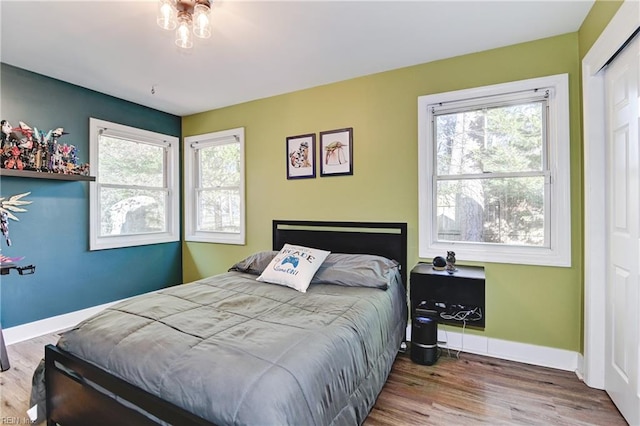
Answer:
410 263 485 328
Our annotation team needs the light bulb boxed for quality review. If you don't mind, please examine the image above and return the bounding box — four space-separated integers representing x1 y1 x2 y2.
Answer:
193 4 211 39
157 0 177 30
175 13 193 49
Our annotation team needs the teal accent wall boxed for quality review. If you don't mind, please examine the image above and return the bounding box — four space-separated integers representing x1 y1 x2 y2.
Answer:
0 64 182 328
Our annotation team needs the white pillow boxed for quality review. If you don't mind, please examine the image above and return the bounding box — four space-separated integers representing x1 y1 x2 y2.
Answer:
256 244 330 292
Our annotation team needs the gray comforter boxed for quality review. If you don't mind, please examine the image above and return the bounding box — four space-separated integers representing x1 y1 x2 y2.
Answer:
32 269 406 425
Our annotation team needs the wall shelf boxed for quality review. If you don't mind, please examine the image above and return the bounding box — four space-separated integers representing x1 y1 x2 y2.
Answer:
0 169 95 182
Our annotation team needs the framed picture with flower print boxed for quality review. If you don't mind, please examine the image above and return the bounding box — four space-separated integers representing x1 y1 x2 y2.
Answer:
286 133 316 179
319 127 353 177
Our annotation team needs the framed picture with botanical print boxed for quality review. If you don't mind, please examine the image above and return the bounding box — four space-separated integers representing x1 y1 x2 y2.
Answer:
286 133 316 179
319 127 353 177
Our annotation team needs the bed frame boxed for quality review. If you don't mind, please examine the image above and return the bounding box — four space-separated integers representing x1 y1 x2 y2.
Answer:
44 220 407 426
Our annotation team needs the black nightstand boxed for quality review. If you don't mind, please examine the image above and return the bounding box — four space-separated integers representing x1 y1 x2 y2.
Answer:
410 263 485 328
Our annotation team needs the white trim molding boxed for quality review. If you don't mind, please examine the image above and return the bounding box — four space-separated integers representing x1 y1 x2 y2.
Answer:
408 324 579 372
89 118 180 251
582 0 640 390
417 74 572 267
3 301 119 345
184 127 246 245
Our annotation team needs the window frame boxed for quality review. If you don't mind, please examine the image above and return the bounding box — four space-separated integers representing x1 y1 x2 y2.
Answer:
89 118 180 251
184 127 246 245
417 74 571 267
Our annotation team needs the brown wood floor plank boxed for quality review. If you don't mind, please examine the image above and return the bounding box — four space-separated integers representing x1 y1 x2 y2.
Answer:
364 352 626 426
0 334 627 425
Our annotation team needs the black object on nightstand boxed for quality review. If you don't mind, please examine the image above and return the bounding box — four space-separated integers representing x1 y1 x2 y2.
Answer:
410 263 485 328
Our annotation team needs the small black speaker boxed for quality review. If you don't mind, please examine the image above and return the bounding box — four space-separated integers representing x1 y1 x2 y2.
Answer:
410 315 439 365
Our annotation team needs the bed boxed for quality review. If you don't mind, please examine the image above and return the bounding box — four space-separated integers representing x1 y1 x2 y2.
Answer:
31 220 408 426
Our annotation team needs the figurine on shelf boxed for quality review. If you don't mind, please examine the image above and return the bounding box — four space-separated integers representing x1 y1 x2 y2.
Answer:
3 146 23 170
445 250 457 274
1 120 21 169
17 121 33 139
1 120 14 149
1 119 90 175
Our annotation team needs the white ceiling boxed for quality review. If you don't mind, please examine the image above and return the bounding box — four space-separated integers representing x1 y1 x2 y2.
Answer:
1 0 594 116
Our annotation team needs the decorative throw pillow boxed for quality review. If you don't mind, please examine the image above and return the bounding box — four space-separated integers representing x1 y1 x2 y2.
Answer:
256 244 330 292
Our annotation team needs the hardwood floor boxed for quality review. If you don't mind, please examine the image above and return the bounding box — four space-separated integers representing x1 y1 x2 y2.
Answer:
365 350 626 425
1 332 59 424
0 334 626 425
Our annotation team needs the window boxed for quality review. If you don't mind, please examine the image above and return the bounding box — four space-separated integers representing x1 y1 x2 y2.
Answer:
184 128 245 244
89 118 179 250
418 74 571 267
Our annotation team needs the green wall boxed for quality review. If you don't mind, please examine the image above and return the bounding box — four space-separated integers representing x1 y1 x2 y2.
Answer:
183 32 583 352
578 0 624 58
181 0 625 354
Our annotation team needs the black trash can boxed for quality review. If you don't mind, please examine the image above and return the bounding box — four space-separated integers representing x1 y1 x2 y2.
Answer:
410 314 438 365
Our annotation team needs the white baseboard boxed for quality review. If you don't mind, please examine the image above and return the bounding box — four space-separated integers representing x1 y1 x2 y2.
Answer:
407 323 580 373
3 301 119 346
3 289 164 346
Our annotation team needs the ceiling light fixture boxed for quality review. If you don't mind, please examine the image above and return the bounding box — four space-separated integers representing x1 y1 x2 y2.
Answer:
157 0 212 49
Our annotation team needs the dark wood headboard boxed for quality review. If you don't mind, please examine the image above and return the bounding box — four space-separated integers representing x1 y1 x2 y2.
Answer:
272 220 408 290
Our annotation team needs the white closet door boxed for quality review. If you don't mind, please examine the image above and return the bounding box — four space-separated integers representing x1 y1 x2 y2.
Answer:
605 33 640 426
